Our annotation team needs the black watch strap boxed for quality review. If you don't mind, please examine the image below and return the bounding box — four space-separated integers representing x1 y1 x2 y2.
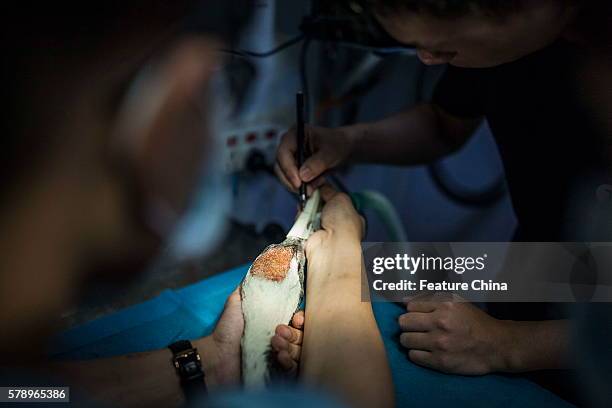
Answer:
169 340 207 401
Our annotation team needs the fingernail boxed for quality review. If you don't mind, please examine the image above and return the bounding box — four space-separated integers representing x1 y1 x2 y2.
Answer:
300 167 312 181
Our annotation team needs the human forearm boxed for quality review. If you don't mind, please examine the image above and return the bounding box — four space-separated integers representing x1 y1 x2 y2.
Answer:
48 335 221 407
496 319 570 373
399 295 571 376
344 103 480 165
301 235 393 408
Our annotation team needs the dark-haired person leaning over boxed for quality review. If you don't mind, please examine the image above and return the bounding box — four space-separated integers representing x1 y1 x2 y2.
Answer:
276 0 612 403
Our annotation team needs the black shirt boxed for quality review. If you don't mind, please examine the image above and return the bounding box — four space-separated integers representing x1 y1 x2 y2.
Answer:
433 40 607 241
432 41 611 404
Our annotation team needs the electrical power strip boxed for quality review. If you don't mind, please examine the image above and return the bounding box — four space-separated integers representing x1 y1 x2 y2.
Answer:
222 124 286 173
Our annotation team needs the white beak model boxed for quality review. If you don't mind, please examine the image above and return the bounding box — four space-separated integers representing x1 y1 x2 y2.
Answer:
241 189 322 387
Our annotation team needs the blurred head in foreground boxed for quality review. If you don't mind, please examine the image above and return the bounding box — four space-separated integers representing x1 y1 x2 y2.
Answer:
0 1 248 360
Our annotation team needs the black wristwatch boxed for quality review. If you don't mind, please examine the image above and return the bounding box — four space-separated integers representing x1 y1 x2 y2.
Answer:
169 340 207 400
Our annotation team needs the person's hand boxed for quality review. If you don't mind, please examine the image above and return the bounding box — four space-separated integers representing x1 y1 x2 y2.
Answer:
304 185 365 289
305 185 365 257
275 125 355 193
197 290 306 386
399 293 510 375
196 288 244 387
271 310 305 376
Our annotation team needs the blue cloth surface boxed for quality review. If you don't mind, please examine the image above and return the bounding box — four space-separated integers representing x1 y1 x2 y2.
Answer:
200 387 347 408
51 265 572 407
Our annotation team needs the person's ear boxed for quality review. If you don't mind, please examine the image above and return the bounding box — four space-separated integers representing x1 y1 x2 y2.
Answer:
111 36 221 231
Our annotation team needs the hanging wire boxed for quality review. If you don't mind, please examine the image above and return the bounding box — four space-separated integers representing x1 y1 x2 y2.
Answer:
220 33 305 58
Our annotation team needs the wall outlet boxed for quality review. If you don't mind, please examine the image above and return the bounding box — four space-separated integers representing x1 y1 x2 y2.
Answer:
222 124 285 173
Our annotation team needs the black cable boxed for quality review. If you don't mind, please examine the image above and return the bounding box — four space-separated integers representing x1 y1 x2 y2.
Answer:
220 33 304 58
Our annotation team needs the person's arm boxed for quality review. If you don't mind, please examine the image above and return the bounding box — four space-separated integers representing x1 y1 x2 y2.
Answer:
499 319 570 372
275 103 482 191
398 294 570 375
348 103 481 165
48 336 217 407
47 290 245 407
299 186 394 408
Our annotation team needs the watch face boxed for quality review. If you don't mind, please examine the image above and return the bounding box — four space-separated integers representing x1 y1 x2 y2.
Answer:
184 361 201 375
174 349 204 380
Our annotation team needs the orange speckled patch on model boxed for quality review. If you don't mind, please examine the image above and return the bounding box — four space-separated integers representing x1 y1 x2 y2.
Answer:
250 246 293 282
